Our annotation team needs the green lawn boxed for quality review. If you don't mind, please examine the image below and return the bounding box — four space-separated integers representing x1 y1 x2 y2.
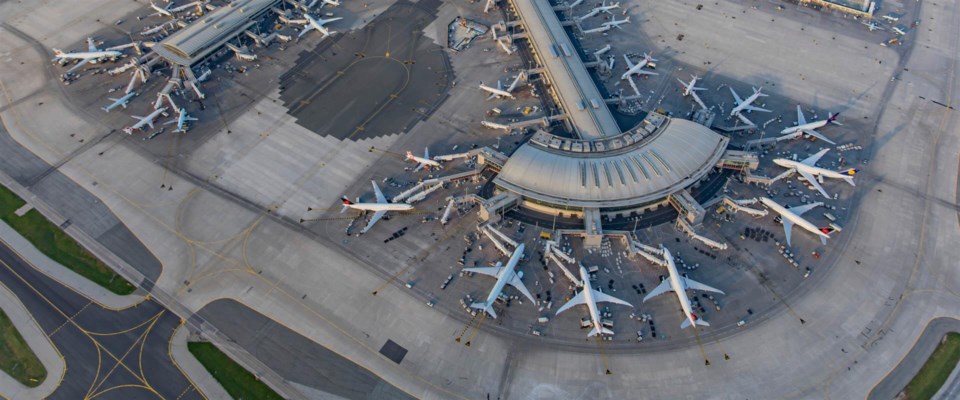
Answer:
904 332 960 400
0 309 46 387
187 342 284 400
0 185 135 295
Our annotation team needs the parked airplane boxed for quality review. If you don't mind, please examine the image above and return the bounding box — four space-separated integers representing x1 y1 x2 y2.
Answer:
101 92 137 112
595 1 620 14
464 243 535 318
319 0 340 6
602 16 630 30
150 2 174 17
778 105 841 144
406 147 441 172
862 21 885 31
479 73 524 100
123 107 168 134
678 75 704 97
163 108 198 133
773 149 858 198
556 266 632 337
298 14 342 39
341 181 414 234
677 74 707 109
52 37 124 74
643 246 724 329
759 197 833 246
729 86 770 125
620 52 658 80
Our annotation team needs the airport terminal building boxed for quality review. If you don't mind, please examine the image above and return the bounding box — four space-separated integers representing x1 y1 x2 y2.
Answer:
489 112 729 221
152 0 278 68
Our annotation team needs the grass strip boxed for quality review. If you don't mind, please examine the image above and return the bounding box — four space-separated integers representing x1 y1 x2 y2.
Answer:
187 342 284 400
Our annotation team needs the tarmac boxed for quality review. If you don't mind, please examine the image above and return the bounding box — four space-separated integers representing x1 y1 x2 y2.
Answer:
0 0 958 398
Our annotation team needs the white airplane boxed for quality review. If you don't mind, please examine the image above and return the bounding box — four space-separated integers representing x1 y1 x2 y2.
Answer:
642 246 724 330
101 92 137 112
163 108 199 133
597 1 620 13
729 86 770 125
341 181 414 234
464 243 535 319
124 107 168 135
319 0 340 6
759 197 834 247
406 147 441 172
52 37 124 74
678 74 704 97
678 74 707 109
620 53 658 80
298 14 342 39
862 21 885 31
150 2 174 17
779 105 841 144
773 149 858 198
556 266 632 337
478 73 523 100
601 16 630 30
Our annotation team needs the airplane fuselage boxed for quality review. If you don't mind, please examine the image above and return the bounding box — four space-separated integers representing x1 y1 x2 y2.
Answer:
102 93 136 112
344 203 412 212
662 248 699 329
479 243 525 308
620 57 650 80
730 92 763 116
781 119 828 134
772 158 851 182
407 154 440 167
479 84 515 99
576 267 606 336
759 197 829 241
55 51 121 61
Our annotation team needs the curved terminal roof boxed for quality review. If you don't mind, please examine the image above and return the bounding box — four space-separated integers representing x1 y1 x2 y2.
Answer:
494 115 729 208
154 0 276 66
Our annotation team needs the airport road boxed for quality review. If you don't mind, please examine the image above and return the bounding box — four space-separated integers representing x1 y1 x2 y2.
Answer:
868 318 960 400
0 240 203 400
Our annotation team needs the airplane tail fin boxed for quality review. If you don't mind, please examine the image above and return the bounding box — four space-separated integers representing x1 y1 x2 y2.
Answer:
52 48 64 56
840 168 859 186
828 112 842 125
405 150 413 160
819 227 835 235
340 196 353 213
470 302 496 319
587 326 614 337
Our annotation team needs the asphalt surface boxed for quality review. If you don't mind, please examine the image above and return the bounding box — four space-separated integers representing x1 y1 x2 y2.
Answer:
0 240 202 400
0 25 162 283
279 0 451 141
867 317 960 400
197 299 415 400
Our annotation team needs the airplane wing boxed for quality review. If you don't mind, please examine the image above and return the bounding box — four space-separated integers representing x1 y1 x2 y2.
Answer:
729 87 743 104
423 147 430 160
801 128 836 145
298 24 315 38
743 104 771 113
787 202 821 216
796 105 807 125
736 113 755 126
462 266 503 278
591 288 632 307
798 169 831 198
782 218 795 247
360 210 387 234
642 279 673 302
65 58 94 74
623 54 635 69
145 119 156 129
800 148 830 166
507 273 536 303
555 290 586 315
371 181 386 203
413 162 425 172
681 277 724 295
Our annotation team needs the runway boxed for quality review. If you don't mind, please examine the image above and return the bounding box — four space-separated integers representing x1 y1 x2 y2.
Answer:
0 240 202 400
